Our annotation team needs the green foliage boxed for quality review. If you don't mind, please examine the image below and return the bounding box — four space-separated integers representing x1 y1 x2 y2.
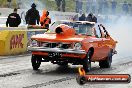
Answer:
0 0 132 12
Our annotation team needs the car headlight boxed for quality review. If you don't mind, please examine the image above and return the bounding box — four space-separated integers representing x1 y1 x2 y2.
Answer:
73 42 82 50
30 40 38 47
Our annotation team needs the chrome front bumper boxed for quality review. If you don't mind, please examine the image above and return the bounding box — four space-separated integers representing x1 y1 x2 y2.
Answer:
28 47 86 54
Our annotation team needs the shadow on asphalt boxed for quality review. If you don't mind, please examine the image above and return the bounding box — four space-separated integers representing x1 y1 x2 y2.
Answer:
33 65 80 76
32 64 115 76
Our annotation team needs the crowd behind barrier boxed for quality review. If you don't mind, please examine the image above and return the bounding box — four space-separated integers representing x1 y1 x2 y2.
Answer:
0 9 76 55
0 9 76 56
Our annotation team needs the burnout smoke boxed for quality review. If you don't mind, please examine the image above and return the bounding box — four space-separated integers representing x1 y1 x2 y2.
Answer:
105 15 132 58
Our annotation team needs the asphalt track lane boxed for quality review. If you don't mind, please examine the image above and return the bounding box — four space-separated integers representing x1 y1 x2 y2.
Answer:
0 55 132 88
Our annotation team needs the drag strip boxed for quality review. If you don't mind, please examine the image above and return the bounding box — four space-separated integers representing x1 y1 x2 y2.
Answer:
0 55 132 88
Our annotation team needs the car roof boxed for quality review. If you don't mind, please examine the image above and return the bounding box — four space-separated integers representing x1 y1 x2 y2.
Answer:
57 20 95 25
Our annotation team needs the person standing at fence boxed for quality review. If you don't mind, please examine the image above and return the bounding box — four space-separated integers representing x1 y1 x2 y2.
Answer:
40 9 51 29
86 13 97 23
79 13 86 21
111 0 117 14
25 3 40 25
91 0 97 14
7 0 12 8
75 0 83 13
55 0 65 12
17 0 22 9
6 8 21 27
129 3 132 16
86 0 92 13
122 1 129 15
98 0 103 14
103 0 109 15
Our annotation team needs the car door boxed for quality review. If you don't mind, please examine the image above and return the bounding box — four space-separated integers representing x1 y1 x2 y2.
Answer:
99 24 110 58
91 26 104 61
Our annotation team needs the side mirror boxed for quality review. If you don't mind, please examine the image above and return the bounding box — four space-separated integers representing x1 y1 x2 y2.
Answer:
115 41 118 43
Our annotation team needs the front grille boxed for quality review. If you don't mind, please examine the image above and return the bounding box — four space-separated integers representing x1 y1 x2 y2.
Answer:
41 42 72 49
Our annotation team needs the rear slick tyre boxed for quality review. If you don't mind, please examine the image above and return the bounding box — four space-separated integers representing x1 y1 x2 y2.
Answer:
99 51 112 68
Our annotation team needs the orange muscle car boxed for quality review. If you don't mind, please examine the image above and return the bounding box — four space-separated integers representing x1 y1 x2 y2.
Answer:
28 20 117 72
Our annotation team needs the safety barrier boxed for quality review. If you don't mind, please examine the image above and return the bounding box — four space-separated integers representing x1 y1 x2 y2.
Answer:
0 27 47 56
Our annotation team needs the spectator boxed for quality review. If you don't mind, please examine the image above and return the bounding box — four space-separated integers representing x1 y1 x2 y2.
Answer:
6 8 21 27
17 0 22 9
40 9 51 29
55 0 65 12
7 0 11 8
103 0 109 14
86 13 97 23
62 0 66 12
75 0 83 13
73 14 79 21
86 0 92 13
111 0 117 14
91 0 97 14
25 3 40 25
79 13 86 21
122 1 129 14
98 0 103 14
129 4 132 15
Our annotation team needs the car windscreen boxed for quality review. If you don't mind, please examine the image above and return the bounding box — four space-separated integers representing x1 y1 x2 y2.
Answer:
48 21 94 35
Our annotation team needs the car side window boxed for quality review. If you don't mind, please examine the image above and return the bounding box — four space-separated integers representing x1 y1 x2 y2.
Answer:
99 25 108 38
95 27 101 38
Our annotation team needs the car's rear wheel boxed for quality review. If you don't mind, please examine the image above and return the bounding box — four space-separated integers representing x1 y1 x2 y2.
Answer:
99 51 112 68
31 55 42 70
83 50 92 72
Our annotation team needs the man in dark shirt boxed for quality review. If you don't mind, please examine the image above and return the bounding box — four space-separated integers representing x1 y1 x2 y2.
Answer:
79 13 86 21
86 13 97 23
25 3 40 25
6 8 21 27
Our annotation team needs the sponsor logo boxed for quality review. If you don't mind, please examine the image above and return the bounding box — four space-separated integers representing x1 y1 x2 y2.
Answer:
10 34 24 50
76 68 131 85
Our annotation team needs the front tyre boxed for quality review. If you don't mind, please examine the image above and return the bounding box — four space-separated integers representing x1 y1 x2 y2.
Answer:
83 51 92 72
31 55 41 70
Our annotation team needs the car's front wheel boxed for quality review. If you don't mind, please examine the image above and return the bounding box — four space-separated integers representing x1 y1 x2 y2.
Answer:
83 51 92 72
99 51 112 68
31 55 42 70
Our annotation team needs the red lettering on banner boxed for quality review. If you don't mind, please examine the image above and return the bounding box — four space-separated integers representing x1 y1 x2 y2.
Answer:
10 34 24 50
